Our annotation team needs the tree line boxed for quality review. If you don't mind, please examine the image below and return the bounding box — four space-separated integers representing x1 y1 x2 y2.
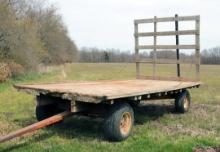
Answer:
0 0 78 70
0 0 219 77
79 47 220 65
201 47 220 64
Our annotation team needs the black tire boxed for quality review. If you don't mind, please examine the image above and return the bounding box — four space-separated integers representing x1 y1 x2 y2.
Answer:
175 90 191 113
104 103 134 141
36 105 62 121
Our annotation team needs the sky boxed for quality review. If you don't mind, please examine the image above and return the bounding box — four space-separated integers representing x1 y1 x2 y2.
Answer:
49 0 220 52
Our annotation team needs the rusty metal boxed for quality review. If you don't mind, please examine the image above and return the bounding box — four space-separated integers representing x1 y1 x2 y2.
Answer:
0 111 71 143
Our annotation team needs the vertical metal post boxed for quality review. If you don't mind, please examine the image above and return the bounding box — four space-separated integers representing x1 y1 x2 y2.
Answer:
175 14 180 77
153 16 157 78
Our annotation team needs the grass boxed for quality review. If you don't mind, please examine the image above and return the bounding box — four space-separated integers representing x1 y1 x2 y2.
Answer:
0 63 220 152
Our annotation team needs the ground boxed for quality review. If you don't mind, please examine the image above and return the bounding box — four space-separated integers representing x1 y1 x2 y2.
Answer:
0 63 220 152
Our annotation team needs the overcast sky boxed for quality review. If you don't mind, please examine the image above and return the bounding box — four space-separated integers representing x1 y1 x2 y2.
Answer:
50 0 220 51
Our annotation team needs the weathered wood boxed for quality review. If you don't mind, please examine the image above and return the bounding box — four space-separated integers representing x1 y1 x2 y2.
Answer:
134 22 140 78
195 16 200 80
134 15 200 24
15 80 201 103
135 30 198 37
153 16 157 78
138 45 199 50
137 59 196 64
134 15 200 83
16 87 104 103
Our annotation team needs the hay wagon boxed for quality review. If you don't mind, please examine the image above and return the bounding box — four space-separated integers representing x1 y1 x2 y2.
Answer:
1 15 201 142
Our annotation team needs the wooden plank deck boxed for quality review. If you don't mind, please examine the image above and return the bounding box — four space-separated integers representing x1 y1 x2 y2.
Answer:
15 80 201 103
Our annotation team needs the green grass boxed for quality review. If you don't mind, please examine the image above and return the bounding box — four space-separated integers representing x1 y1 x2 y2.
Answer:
0 63 220 152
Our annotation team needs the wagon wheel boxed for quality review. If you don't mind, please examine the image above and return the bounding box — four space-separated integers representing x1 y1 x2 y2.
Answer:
104 103 134 141
175 90 191 113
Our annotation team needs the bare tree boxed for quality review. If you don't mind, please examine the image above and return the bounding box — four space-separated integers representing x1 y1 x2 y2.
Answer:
0 0 78 71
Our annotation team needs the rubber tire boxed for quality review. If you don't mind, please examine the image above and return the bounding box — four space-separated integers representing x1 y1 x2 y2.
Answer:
104 103 134 141
175 90 191 113
36 105 61 121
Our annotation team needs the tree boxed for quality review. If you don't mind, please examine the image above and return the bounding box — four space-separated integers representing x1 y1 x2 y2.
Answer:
0 0 78 71
104 51 110 62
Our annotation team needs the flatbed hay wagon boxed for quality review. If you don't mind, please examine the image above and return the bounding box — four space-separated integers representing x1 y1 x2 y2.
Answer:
0 15 201 142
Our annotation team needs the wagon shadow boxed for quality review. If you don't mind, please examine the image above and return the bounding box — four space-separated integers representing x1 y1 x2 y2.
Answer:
14 115 106 141
134 102 176 124
48 115 105 141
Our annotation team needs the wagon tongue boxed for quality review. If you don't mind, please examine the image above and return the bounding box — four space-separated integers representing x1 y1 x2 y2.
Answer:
0 111 71 143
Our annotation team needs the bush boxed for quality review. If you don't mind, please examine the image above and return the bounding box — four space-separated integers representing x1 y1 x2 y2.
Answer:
0 62 25 82
0 0 78 71
0 63 11 82
7 62 25 77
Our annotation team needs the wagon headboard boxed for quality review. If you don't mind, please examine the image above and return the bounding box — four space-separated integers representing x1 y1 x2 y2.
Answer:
134 15 200 81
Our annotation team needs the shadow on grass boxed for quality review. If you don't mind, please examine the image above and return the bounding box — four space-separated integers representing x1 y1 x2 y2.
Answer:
2 102 176 151
1 133 52 152
134 102 176 124
48 115 105 140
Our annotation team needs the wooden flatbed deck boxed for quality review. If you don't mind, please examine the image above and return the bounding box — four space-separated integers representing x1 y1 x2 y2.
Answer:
15 79 201 103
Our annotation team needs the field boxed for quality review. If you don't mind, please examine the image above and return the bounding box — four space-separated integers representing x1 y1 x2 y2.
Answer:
0 63 220 152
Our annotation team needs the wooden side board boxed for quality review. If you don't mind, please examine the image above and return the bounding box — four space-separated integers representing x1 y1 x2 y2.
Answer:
137 59 196 64
134 15 200 24
135 30 198 37
137 45 199 50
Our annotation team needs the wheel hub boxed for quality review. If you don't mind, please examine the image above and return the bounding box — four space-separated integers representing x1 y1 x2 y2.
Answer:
120 112 132 135
183 97 189 110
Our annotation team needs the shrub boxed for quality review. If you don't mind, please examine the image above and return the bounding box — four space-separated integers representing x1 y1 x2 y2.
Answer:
0 63 11 82
7 61 25 77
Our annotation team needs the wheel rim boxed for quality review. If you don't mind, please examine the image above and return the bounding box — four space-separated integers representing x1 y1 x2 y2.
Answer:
120 112 132 135
183 97 189 110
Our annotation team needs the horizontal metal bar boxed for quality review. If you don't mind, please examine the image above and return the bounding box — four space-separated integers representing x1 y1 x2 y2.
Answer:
135 30 198 37
134 15 200 24
137 59 196 64
138 45 199 50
